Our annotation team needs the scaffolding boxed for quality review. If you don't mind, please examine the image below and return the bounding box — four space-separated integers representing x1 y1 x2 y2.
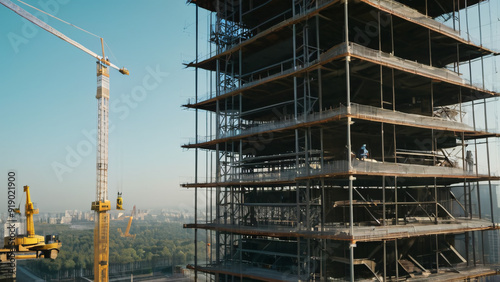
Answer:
184 0 500 280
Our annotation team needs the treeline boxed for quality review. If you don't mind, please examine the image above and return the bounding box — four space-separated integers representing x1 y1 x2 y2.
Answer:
23 221 204 279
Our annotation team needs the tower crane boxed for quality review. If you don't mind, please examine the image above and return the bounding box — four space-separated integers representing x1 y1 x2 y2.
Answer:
0 1 129 281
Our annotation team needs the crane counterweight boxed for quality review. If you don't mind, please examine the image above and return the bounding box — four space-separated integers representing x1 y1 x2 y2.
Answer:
119 68 130 75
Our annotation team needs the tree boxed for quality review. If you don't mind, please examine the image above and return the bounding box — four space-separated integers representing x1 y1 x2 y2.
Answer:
174 250 186 265
160 246 172 264
144 251 154 262
64 259 76 270
26 221 198 277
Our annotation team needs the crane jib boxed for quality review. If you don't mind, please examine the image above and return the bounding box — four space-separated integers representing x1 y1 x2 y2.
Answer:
0 0 121 71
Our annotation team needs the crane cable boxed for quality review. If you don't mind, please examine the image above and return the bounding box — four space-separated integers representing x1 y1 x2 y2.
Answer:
16 0 121 65
16 0 101 39
104 40 121 69
494 0 499 74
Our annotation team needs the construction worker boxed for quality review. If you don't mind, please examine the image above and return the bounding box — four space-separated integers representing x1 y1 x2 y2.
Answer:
358 144 369 160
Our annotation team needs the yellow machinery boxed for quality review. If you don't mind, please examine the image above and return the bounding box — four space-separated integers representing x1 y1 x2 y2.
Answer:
0 1 129 281
1 185 61 260
118 205 136 238
116 192 124 210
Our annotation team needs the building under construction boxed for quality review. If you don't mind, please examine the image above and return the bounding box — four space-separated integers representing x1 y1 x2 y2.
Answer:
183 0 500 280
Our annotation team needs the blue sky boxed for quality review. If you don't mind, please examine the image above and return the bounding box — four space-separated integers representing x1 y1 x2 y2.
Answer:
0 0 201 212
0 1 499 214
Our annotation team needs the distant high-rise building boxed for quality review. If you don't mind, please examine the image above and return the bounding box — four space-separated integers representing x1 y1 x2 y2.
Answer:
184 0 500 280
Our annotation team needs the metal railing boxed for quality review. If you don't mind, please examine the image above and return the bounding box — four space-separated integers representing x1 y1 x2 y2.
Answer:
184 159 493 185
185 42 495 106
183 102 490 146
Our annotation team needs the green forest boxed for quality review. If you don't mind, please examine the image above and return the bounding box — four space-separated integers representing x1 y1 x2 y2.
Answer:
22 221 205 279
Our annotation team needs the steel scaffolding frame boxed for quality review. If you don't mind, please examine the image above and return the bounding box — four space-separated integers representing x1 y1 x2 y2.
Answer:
185 0 500 280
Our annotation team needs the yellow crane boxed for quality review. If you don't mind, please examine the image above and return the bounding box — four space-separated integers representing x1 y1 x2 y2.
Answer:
0 1 129 281
118 205 136 239
2 185 61 260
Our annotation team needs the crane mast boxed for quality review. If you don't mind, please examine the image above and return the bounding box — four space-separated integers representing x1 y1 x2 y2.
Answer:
91 61 111 282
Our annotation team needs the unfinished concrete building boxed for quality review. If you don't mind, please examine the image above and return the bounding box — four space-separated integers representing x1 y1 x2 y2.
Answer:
183 0 500 280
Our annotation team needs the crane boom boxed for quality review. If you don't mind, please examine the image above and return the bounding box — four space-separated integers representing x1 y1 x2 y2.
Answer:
125 205 136 235
0 0 128 74
118 205 136 238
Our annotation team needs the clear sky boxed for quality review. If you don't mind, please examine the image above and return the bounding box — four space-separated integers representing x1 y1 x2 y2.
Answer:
0 0 200 212
0 1 499 214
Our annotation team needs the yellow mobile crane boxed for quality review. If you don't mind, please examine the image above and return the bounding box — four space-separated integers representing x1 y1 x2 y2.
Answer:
118 205 136 238
0 1 129 281
2 185 61 260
